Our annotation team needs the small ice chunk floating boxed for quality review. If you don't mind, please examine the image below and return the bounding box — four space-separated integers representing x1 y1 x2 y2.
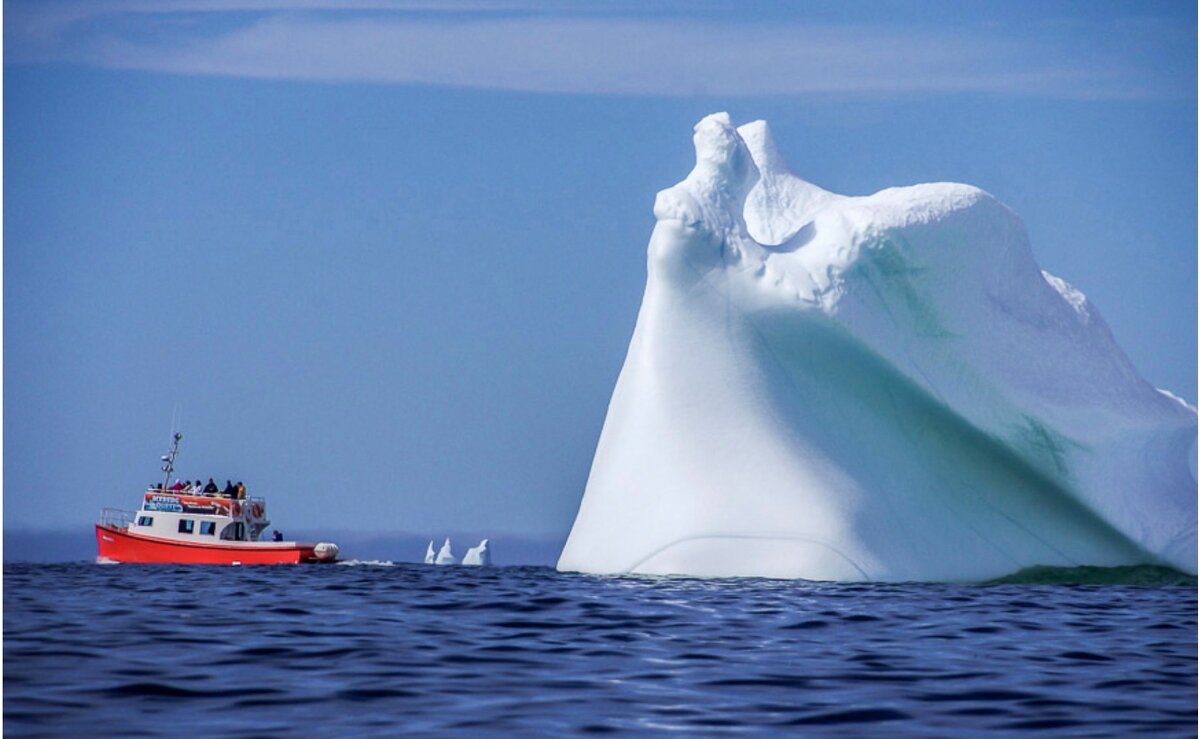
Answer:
95 433 339 565
557 113 1196 582
425 538 492 566
435 538 458 565
463 539 492 566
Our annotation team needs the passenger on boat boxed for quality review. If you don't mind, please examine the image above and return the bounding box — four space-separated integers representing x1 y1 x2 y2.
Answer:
236 482 246 500
203 478 220 495
169 479 186 491
223 480 236 498
273 531 283 542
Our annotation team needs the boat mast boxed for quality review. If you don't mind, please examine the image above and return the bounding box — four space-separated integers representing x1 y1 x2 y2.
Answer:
160 432 183 490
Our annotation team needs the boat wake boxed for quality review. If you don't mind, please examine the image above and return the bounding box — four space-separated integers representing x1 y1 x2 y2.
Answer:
336 559 396 567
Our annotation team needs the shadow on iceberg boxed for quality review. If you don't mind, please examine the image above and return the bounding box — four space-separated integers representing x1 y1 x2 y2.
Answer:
987 564 1197 586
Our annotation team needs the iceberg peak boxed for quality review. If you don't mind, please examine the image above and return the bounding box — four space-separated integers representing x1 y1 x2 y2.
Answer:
737 120 834 246
690 112 745 176
682 112 759 226
736 120 786 175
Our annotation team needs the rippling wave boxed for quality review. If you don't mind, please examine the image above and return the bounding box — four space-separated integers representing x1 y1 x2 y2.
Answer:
4 562 1195 735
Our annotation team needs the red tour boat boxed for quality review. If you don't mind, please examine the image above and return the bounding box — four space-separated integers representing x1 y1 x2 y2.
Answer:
95 433 339 565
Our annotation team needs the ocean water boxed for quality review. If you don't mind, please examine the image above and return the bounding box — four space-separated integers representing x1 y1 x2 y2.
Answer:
4 562 1195 735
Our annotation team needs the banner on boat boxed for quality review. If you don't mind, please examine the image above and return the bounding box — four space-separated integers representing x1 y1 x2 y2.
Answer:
143 493 235 515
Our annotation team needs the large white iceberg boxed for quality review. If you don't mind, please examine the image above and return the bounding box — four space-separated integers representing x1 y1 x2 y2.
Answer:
558 113 1197 582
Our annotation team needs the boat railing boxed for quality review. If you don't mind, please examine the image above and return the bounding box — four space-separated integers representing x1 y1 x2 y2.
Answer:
145 487 229 498
100 508 134 529
143 488 267 503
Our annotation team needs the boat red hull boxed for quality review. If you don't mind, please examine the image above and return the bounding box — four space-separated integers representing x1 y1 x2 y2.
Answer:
95 525 326 565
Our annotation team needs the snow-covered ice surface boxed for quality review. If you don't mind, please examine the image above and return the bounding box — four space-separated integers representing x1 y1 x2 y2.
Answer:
558 113 1197 582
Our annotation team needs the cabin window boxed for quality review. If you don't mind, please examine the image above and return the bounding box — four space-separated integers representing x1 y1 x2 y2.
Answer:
178 519 195 534
200 521 216 536
137 516 153 527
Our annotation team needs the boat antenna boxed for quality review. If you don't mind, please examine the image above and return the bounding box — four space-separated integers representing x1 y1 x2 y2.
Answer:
160 432 183 490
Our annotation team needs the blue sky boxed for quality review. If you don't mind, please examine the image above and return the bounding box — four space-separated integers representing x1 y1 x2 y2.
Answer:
4 1 1196 539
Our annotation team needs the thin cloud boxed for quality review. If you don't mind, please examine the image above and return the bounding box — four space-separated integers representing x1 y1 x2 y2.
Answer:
5 2 1190 99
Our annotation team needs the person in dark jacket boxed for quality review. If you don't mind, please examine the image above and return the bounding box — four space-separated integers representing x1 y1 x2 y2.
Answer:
223 480 236 498
203 478 219 494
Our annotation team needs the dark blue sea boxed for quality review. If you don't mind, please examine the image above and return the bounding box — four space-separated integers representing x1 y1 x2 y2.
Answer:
4 561 1196 736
